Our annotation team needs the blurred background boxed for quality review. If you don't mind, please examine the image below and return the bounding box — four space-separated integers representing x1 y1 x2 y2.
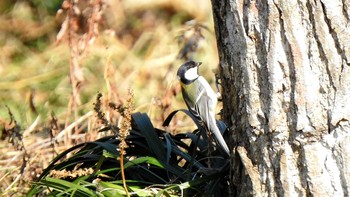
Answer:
0 0 219 195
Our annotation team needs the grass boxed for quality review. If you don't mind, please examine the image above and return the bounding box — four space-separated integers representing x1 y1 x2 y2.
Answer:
0 0 221 196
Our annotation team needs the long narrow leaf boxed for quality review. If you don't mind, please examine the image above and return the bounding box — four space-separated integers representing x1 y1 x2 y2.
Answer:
124 156 164 169
163 133 204 169
31 177 96 197
132 113 166 162
162 109 201 129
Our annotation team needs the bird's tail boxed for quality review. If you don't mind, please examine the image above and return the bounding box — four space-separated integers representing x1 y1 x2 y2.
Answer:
208 116 230 156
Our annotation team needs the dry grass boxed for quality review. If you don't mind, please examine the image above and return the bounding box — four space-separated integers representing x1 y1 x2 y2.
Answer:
0 0 219 195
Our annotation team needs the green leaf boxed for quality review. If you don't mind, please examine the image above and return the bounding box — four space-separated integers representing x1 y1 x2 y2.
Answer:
132 112 166 162
162 109 201 129
97 181 126 197
31 177 97 197
124 156 164 169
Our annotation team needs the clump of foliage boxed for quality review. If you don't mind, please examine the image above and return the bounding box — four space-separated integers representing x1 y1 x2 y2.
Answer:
28 93 229 196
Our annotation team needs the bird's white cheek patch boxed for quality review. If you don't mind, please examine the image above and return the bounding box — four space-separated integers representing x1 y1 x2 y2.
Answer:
184 67 199 80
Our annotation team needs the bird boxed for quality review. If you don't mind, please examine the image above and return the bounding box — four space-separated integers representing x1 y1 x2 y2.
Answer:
177 60 230 156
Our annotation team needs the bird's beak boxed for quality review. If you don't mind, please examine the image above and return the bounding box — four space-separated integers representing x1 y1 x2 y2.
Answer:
196 62 202 67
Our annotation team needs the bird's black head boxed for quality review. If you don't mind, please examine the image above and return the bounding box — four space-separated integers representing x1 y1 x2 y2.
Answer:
177 61 202 84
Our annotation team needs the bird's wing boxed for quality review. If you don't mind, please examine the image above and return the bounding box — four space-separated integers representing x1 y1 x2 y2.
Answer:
195 89 213 128
185 96 201 121
194 76 217 128
194 88 230 155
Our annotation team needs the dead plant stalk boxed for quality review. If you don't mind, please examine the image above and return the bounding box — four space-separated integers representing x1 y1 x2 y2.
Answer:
118 89 134 197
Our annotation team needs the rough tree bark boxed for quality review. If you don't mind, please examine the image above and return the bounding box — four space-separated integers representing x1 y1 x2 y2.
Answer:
211 0 350 196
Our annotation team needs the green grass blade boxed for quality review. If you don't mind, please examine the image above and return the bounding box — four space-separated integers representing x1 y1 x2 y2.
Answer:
132 112 166 162
31 177 97 197
162 109 201 129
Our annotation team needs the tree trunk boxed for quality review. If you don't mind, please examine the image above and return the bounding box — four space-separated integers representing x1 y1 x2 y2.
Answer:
211 0 350 196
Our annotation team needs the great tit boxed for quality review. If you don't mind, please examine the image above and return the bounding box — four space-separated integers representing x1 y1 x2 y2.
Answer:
177 61 230 155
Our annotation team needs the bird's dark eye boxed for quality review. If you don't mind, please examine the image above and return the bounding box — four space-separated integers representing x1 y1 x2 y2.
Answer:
189 62 196 68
